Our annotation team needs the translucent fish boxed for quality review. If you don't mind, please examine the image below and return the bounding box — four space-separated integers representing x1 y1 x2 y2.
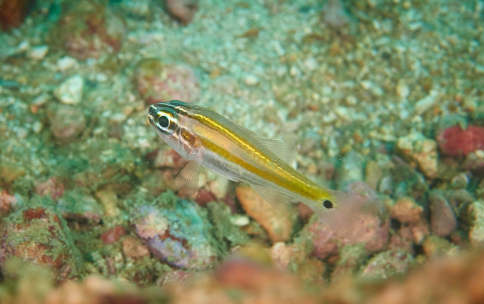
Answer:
148 100 378 241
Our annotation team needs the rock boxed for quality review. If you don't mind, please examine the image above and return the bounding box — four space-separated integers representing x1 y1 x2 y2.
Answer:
134 58 200 105
57 56 78 72
56 189 104 222
56 0 125 59
270 242 291 271
206 201 250 249
429 190 457 237
365 160 383 190
166 0 199 25
28 45 49 60
306 218 339 259
122 237 150 259
331 244 367 281
390 197 423 224
397 132 438 178
469 200 484 247
339 150 365 188
131 192 218 269
0 0 32 30
322 0 349 28
34 177 65 200
437 125 484 157
0 204 81 282
54 75 84 105
0 190 15 217
100 226 126 245
462 150 484 176
48 105 86 142
450 172 469 189
153 146 189 169
244 75 259 86
422 235 455 258
360 250 415 280
236 186 294 243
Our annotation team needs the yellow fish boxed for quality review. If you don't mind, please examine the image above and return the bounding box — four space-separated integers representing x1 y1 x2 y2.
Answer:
148 100 374 240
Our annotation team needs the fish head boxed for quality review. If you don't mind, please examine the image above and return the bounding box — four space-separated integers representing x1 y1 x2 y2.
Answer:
148 100 198 159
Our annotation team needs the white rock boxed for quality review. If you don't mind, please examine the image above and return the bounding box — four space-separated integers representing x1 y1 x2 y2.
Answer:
57 56 78 72
16 41 30 53
54 75 84 105
28 45 49 60
414 94 437 114
244 75 258 86
396 79 410 98
32 121 43 133
304 57 318 71
289 66 301 77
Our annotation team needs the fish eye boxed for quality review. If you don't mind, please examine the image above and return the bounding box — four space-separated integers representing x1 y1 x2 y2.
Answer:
158 115 169 128
155 111 178 135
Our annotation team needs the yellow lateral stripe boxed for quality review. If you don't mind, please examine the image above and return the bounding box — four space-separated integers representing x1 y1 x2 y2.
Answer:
200 135 323 201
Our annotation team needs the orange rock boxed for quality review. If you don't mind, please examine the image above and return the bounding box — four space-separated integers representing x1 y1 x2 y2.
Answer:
236 186 294 243
122 237 150 258
390 197 423 224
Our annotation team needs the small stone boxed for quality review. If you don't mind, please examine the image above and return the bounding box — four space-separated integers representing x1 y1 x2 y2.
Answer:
28 45 49 60
244 75 258 86
134 59 200 105
236 186 294 243
360 250 415 280
304 57 318 70
390 197 423 224
414 93 437 115
54 75 84 105
271 242 291 271
57 56 78 72
396 79 410 99
429 190 457 237
437 125 484 157
450 173 469 189
49 105 86 141
122 237 150 258
397 132 438 178
34 177 65 200
100 226 126 244
422 235 454 258
166 0 199 25
469 201 484 247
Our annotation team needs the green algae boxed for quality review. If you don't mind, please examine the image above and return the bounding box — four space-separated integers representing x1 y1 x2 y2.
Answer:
206 201 250 251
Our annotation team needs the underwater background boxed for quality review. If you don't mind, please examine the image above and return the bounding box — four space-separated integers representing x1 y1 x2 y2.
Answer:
1 0 484 303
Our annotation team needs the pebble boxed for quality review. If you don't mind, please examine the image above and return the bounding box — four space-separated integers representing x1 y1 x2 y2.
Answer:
390 197 423 224
28 45 49 60
236 186 294 243
244 75 258 86
54 75 84 105
57 56 78 72
397 132 438 178
396 79 410 98
49 105 86 141
360 250 415 280
429 190 457 237
469 201 484 247
166 0 200 25
414 92 437 114
304 57 318 70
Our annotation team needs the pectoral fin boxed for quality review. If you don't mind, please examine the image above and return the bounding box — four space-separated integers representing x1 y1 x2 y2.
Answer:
173 160 201 196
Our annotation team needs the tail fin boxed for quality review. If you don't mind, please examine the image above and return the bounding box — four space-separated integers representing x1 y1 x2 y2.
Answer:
303 189 381 242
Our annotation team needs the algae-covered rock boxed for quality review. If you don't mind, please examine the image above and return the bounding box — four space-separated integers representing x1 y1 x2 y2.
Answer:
206 201 250 250
130 191 219 270
469 200 484 247
0 197 82 282
360 250 415 280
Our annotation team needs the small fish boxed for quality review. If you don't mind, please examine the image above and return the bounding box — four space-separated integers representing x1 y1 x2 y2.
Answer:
148 100 375 240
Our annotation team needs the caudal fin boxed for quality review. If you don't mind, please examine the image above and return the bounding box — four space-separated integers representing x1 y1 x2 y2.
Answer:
303 189 381 242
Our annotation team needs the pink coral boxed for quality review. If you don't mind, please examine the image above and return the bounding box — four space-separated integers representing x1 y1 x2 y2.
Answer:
437 125 484 157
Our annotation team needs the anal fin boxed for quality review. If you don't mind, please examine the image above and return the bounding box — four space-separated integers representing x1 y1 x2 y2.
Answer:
173 160 201 196
250 184 295 212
